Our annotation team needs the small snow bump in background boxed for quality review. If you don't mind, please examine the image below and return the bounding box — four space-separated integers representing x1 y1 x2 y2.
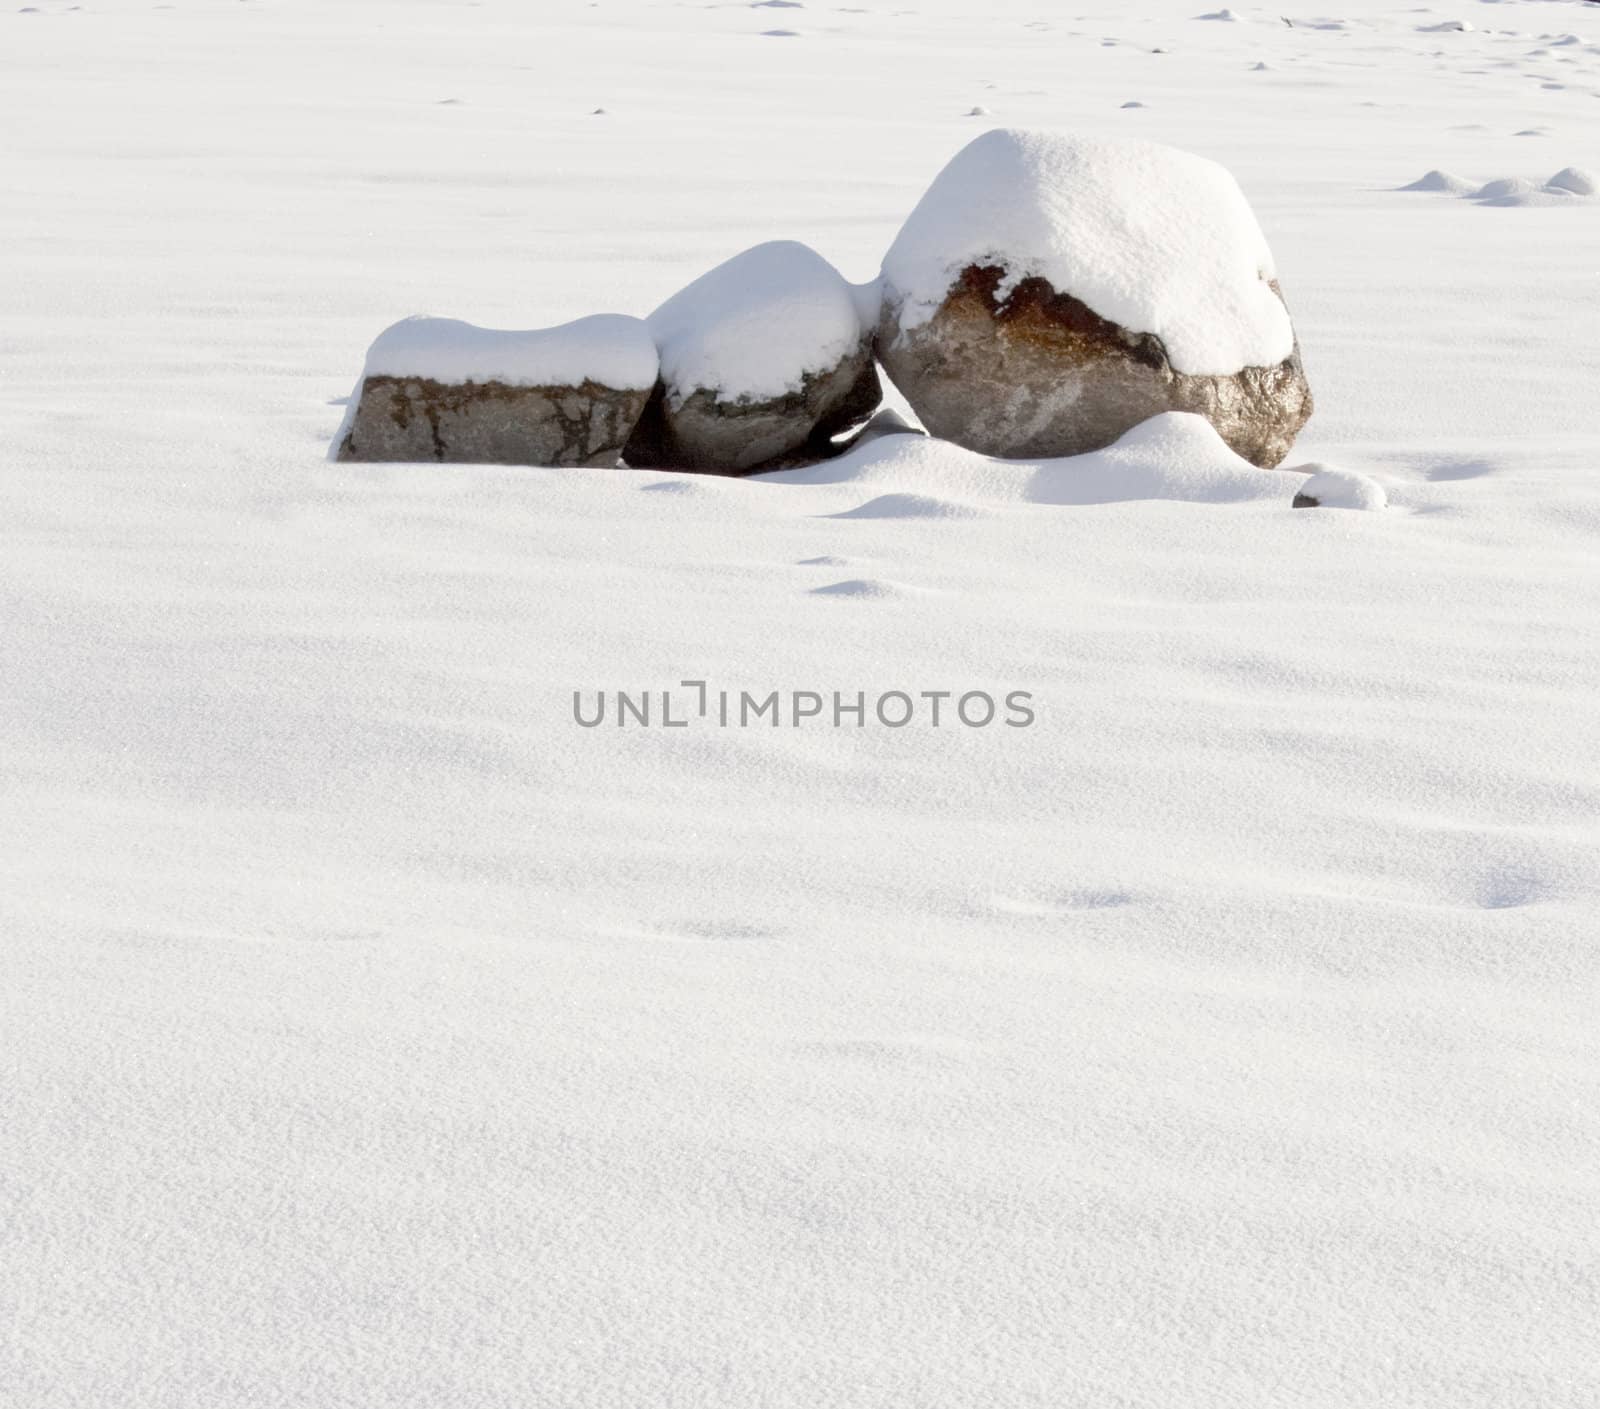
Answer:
1547 166 1597 196
1400 168 1478 193
808 577 905 599
1400 167 1596 206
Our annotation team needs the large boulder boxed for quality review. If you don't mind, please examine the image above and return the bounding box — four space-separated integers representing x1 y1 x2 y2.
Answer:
333 315 658 467
875 129 1313 467
624 241 880 474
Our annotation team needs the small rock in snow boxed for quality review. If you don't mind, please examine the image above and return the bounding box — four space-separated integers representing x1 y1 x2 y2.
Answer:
1291 466 1387 511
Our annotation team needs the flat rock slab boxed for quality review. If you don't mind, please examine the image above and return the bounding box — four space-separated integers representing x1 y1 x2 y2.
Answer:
332 314 659 467
335 376 651 467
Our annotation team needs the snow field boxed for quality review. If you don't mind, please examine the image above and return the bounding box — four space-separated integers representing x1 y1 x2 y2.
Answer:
3 1 1599 1406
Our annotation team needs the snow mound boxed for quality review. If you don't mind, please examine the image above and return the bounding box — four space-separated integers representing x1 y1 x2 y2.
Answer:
1472 176 1540 202
1402 169 1596 207
767 413 1295 509
1480 187 1586 210
1417 19 1472 33
1401 168 1477 194
1291 465 1388 511
827 492 988 521
809 577 905 599
1547 166 1597 197
880 129 1294 378
1026 412 1288 506
647 240 865 403
1474 173 1594 208
356 314 658 390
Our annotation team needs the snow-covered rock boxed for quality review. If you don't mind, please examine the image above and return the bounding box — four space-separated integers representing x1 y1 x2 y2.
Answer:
1290 464 1388 510
333 315 657 467
625 240 880 473
874 129 1313 467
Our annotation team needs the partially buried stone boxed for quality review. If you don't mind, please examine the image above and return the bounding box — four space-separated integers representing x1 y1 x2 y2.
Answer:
333 315 658 467
875 129 1314 468
624 241 880 475
1291 465 1386 510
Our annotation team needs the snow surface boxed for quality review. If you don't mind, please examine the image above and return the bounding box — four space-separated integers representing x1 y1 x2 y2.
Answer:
880 128 1295 376
5 1 1600 1406
356 313 659 391
646 239 864 403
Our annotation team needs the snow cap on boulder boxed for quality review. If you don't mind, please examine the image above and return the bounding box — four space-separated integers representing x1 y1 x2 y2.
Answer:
882 128 1292 378
626 241 881 474
357 313 658 391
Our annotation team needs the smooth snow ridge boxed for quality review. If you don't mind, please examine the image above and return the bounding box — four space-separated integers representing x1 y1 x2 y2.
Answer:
880 128 1295 378
647 240 865 404
359 314 660 390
